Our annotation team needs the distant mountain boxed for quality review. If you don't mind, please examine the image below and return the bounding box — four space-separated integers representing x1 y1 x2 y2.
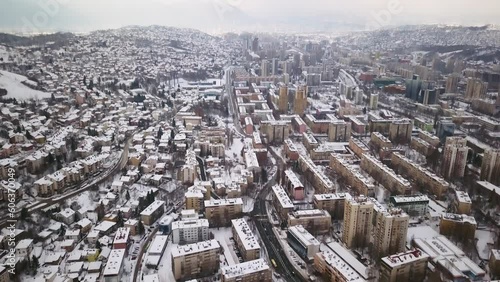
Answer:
0 32 75 46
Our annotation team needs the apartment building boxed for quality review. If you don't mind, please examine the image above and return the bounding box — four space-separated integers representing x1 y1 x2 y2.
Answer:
349 138 370 158
185 185 208 212
313 193 352 220
314 242 370 282
330 154 375 196
442 137 469 179
454 191 472 215
439 213 477 241
260 120 291 144
328 120 351 142
287 209 332 235
371 132 392 151
374 208 409 258
232 218 261 262
388 119 413 144
140 200 165 226
361 154 411 195
389 195 429 217
343 197 374 248
490 249 500 279
298 154 335 193
172 219 209 245
283 169 305 200
171 240 221 281
221 259 272 282
272 185 294 221
380 249 430 282
481 149 500 186
391 152 449 199
204 198 243 227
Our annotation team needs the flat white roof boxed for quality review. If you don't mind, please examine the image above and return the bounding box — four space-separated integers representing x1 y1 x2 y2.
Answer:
221 259 269 279
272 185 294 209
113 227 130 245
381 249 429 268
284 169 303 188
204 198 243 208
314 193 352 201
103 249 126 276
288 225 320 247
148 235 169 255
232 219 260 251
172 219 209 231
140 200 165 216
171 239 220 258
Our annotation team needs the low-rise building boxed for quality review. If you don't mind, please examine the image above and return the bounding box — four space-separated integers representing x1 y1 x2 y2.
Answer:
140 200 165 225
103 249 126 282
221 259 272 282
287 209 332 235
380 249 430 282
389 195 429 217
112 227 130 249
439 213 477 241
314 242 370 282
287 225 320 261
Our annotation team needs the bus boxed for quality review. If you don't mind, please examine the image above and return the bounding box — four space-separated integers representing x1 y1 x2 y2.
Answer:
271 259 277 268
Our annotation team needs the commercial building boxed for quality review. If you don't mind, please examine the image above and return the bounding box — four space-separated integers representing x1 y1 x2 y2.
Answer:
442 137 469 179
172 219 210 245
171 240 221 281
389 195 429 217
232 218 261 262
287 209 332 235
140 200 165 226
391 152 449 199
313 193 352 220
374 208 409 258
221 259 272 282
413 236 485 281
361 154 411 195
283 169 305 200
271 185 294 221
481 149 500 186
380 249 430 282
343 197 374 248
287 225 320 261
439 213 477 241
204 198 243 227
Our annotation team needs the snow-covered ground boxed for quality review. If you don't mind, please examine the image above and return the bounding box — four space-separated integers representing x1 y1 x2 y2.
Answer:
475 229 496 260
212 227 238 266
0 70 52 100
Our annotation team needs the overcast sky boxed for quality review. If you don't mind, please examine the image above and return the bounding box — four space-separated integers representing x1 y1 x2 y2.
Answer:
1 0 499 34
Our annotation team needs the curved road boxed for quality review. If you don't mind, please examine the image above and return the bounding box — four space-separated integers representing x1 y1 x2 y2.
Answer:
0 139 131 229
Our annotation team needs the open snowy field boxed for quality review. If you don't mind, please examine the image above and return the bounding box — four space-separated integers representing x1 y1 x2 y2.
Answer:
0 70 52 100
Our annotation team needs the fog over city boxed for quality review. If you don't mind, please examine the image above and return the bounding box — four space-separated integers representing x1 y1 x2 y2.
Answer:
1 0 500 34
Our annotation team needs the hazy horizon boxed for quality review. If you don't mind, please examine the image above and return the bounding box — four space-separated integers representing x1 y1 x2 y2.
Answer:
1 0 500 35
